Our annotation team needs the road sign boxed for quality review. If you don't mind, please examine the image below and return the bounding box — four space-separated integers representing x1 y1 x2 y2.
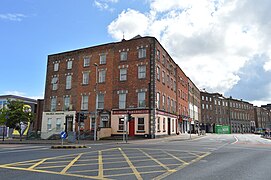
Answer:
60 131 67 139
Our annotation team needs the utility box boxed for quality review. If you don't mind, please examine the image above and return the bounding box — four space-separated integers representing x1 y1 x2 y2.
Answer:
215 125 231 134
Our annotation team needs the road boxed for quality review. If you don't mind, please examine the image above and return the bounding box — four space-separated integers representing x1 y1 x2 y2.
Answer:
0 134 270 180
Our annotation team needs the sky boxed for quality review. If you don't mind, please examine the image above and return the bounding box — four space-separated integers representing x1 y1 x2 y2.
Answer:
1 0 271 106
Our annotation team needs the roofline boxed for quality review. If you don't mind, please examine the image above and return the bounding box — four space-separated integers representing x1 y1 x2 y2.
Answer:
0 95 37 103
48 36 156 57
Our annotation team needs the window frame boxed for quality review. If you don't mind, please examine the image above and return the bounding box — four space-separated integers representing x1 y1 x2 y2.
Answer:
120 51 127 61
83 57 90 67
119 93 126 109
138 48 146 59
99 70 106 83
138 65 146 79
120 68 127 81
137 117 145 131
66 75 72 89
100 54 106 65
81 95 88 110
138 92 146 108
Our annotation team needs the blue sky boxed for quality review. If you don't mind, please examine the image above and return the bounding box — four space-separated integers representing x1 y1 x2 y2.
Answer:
1 0 271 106
0 0 146 98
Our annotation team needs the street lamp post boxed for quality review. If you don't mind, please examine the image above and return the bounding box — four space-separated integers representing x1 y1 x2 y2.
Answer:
94 63 98 141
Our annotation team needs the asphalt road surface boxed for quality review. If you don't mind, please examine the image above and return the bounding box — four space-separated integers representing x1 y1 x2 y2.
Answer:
0 134 270 180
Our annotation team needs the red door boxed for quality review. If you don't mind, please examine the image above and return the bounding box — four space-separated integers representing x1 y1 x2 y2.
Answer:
129 119 135 136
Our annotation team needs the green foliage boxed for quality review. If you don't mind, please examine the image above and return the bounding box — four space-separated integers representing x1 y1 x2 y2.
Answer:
0 107 8 125
4 99 33 134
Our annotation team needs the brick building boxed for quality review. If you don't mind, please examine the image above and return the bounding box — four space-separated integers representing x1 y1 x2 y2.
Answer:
41 35 196 139
187 78 201 133
254 106 271 130
201 91 255 133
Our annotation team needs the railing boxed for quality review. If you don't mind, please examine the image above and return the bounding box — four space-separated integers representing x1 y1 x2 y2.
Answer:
41 128 61 139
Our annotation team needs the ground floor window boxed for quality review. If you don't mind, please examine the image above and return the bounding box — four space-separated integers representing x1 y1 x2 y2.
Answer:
163 118 166 132
56 118 61 131
118 118 124 131
47 118 52 131
157 117 160 132
138 118 145 131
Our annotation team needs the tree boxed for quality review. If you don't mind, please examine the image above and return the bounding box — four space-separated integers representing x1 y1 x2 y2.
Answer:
0 107 8 141
5 99 33 141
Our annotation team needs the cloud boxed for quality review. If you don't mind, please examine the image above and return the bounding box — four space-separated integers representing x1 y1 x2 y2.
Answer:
107 0 271 103
0 13 26 21
94 0 119 12
2 91 26 96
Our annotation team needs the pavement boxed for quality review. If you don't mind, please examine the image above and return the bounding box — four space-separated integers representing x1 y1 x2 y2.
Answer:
0 133 204 145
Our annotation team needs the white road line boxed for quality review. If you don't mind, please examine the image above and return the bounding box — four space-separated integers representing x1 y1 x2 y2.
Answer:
0 147 49 154
231 135 239 144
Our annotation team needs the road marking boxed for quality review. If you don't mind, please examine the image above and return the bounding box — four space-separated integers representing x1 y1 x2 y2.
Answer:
119 148 143 180
0 147 48 154
139 149 170 171
60 153 82 174
231 135 239 144
162 150 188 164
98 151 103 178
28 158 47 170
0 147 211 179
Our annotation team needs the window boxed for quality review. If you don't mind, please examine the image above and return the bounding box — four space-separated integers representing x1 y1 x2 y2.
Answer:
118 118 124 130
138 118 145 131
138 65 146 79
51 77 58 90
167 97 170 111
162 71 165 84
99 70 106 83
138 48 146 58
202 104 204 109
47 118 52 130
138 92 146 107
81 95 88 110
120 68 127 81
167 74 170 87
157 117 160 132
64 96 70 111
173 81 176 92
206 104 209 109
120 51 127 61
56 118 61 131
66 75 72 89
100 54 106 64
156 92 160 109
163 118 166 132
119 93 126 109
172 119 174 132
54 63 59 71
202 96 204 101
83 57 90 67
82 72 89 85
162 95 165 109
157 66 160 80
67 61 72 69
206 97 208 101
162 55 166 65
98 93 104 109
157 50 160 60
50 97 56 112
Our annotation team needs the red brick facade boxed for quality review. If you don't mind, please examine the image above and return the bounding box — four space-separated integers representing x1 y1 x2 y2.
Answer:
43 36 197 138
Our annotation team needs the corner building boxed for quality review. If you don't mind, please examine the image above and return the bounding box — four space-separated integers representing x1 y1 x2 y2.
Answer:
41 36 191 139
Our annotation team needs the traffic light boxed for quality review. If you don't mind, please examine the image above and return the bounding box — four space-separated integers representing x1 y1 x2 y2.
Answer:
75 112 80 122
127 113 132 121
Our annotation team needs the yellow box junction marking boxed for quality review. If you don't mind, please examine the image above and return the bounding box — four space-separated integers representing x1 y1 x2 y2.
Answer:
0 147 211 180
119 148 143 180
98 151 103 178
60 153 82 174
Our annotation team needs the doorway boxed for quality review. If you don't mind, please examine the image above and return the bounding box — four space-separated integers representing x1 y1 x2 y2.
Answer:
168 118 171 135
65 115 73 132
129 118 135 136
